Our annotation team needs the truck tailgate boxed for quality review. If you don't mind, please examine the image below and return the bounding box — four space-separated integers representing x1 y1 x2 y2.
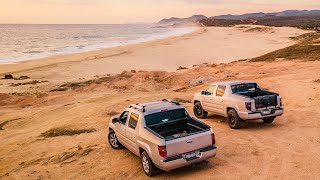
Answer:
254 95 278 109
165 131 212 157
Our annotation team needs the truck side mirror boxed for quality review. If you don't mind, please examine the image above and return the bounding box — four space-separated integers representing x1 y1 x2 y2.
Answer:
112 118 119 123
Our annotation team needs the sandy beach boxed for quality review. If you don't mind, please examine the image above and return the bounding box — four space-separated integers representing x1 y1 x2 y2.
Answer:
1 25 320 179
0 26 306 81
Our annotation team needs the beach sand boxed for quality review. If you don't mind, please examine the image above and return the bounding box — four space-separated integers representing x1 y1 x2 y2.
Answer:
0 25 306 81
0 25 319 179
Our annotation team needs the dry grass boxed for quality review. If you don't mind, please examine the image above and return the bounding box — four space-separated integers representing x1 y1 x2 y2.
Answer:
106 111 119 116
173 87 188 92
237 25 250 29
251 32 320 62
173 98 192 104
10 80 48 87
244 27 272 33
177 66 188 71
51 71 134 92
40 128 96 138
0 118 21 130
313 79 320 83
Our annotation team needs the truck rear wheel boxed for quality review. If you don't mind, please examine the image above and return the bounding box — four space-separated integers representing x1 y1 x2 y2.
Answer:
193 102 208 119
141 151 158 177
262 117 275 123
108 130 123 149
227 109 242 129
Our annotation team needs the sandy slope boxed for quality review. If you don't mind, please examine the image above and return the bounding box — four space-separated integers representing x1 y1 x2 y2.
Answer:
0 25 319 179
0 60 320 179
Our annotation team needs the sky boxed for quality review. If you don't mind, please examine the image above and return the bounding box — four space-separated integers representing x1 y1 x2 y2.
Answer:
0 0 319 24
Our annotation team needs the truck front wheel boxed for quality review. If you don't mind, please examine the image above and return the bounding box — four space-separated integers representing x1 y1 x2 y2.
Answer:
262 117 275 123
141 151 158 177
193 102 208 119
227 109 242 129
108 130 123 149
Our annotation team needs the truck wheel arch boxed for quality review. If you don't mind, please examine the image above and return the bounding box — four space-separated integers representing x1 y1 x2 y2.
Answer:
137 141 152 158
226 107 238 114
139 147 146 155
226 107 234 113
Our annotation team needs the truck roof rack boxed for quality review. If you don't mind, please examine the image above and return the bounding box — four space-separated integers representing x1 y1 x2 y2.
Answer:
129 100 181 112
129 104 146 112
162 99 180 105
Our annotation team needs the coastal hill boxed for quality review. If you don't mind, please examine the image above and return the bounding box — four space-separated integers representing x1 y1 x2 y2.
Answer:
158 9 320 24
158 15 207 24
200 15 320 30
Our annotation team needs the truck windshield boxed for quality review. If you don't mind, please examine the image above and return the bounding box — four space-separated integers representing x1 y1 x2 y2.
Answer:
145 108 188 126
231 83 260 93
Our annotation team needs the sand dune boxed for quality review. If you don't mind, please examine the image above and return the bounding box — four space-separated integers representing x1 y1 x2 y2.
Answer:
0 26 319 179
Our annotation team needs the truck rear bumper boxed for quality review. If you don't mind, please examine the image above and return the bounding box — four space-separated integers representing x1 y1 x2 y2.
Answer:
157 145 217 171
238 107 284 120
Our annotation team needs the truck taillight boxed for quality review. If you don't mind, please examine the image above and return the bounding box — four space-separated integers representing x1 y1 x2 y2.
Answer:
158 145 167 157
211 133 216 145
245 102 252 111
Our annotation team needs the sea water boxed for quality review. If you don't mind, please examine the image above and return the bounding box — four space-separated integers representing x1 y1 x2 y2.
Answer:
0 24 195 64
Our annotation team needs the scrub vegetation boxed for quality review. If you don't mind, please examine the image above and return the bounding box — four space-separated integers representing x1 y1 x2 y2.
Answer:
40 128 96 138
250 32 320 61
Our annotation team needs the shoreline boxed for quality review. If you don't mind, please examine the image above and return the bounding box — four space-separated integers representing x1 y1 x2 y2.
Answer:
0 25 308 82
0 26 204 75
0 25 198 64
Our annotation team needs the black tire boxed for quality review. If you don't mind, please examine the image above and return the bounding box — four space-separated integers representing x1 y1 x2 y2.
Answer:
141 151 158 177
193 102 208 119
108 130 123 149
227 109 242 129
263 117 275 123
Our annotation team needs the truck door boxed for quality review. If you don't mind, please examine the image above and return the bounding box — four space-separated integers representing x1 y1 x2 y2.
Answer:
117 111 130 146
211 85 226 115
125 112 140 155
202 84 217 112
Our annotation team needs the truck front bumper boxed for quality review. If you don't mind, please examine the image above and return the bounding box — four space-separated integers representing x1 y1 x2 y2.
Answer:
238 107 284 120
156 145 217 171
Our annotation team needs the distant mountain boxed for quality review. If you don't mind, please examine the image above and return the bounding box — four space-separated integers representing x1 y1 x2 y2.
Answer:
158 15 207 24
158 10 320 24
200 15 320 30
213 10 320 20
214 12 275 20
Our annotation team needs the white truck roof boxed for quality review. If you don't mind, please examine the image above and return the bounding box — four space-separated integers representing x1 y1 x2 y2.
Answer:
210 80 257 86
128 99 185 116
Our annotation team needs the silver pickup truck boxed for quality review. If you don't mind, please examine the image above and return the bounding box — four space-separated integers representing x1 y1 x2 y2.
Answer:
108 99 217 176
193 81 284 129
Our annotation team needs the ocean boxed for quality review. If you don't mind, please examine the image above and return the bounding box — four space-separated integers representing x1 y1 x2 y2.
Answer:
0 24 195 64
